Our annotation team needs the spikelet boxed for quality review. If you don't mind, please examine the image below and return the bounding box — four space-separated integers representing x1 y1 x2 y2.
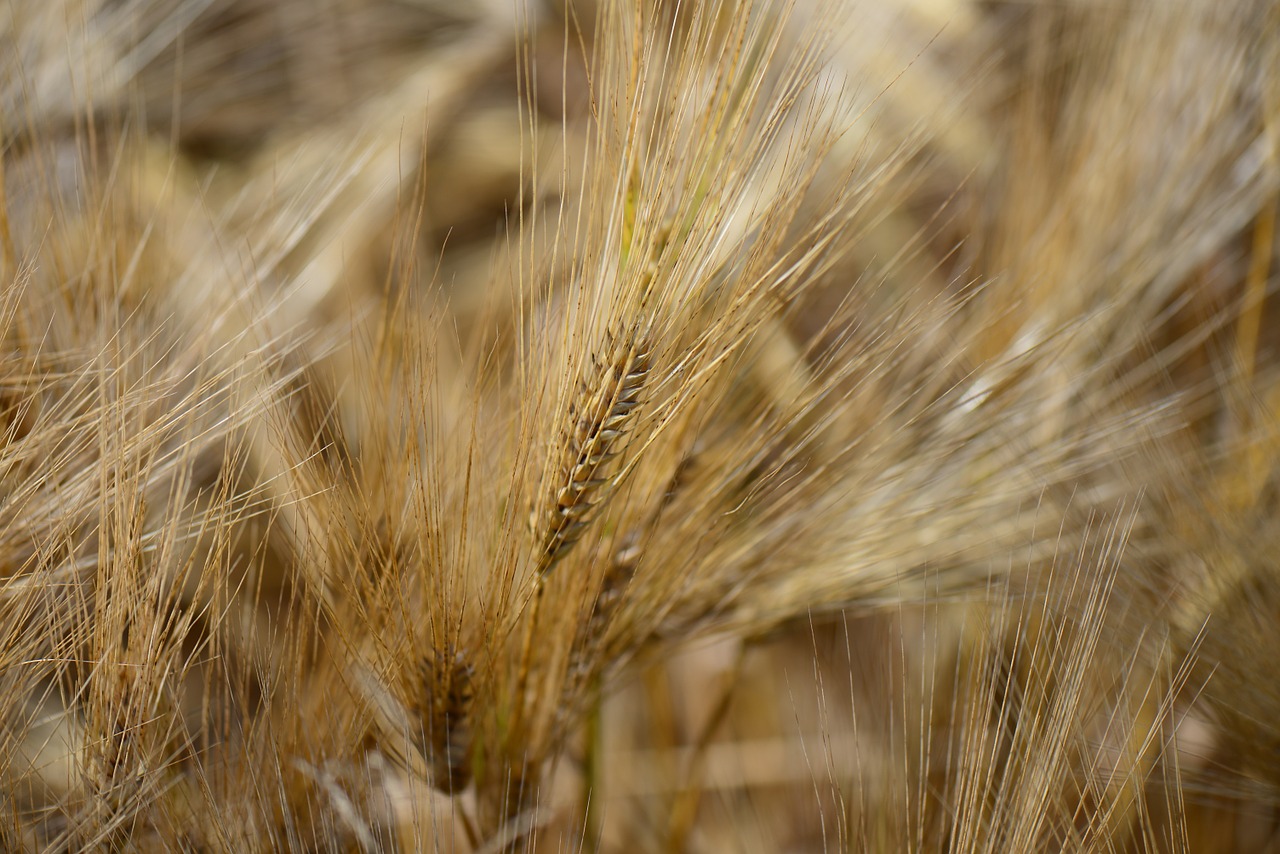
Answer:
533 327 652 575
410 646 476 795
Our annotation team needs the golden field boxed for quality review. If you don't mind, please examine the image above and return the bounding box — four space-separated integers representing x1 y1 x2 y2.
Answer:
1 1 1279 850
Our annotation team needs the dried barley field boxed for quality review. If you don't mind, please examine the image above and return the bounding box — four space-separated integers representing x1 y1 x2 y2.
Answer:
1 0 1279 851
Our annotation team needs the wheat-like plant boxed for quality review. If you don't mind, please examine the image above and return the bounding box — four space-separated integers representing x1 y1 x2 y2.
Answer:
2 0 1279 851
